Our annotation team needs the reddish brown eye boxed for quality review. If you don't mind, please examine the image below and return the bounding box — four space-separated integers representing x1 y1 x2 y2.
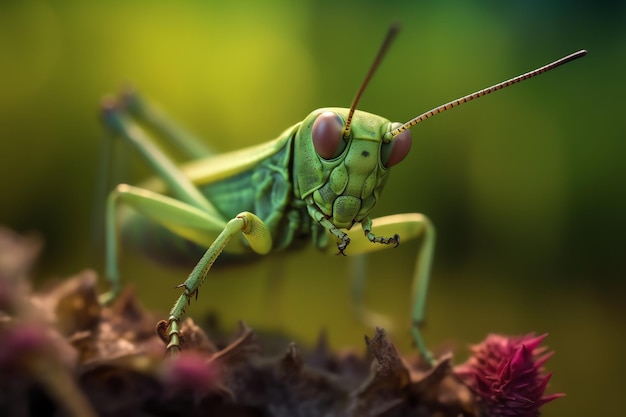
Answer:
381 124 412 167
312 111 346 159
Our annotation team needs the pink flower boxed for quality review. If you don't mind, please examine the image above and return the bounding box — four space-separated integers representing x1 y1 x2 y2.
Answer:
455 333 564 417
0 323 51 369
161 351 220 393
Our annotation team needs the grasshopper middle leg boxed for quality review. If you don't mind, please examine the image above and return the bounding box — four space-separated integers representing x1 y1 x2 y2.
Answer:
337 213 436 365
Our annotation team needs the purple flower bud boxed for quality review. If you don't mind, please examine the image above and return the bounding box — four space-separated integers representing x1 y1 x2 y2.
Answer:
161 351 220 393
0 323 51 369
455 333 564 417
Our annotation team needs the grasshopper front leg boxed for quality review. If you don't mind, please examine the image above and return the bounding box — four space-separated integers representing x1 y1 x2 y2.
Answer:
306 203 400 255
166 211 271 352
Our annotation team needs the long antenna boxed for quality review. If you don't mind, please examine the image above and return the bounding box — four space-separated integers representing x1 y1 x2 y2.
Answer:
344 23 401 139
390 49 588 137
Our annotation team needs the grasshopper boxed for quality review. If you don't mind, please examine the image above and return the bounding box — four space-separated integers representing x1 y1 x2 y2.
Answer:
99 24 586 364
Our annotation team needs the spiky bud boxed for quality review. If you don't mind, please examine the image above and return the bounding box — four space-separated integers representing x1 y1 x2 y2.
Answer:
455 333 564 417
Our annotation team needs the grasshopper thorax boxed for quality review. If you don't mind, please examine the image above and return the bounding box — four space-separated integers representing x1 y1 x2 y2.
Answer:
293 108 411 229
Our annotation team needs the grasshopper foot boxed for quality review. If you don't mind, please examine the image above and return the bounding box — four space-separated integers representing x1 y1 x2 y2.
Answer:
336 236 351 256
98 284 121 306
156 318 183 356
364 230 400 247
98 291 115 306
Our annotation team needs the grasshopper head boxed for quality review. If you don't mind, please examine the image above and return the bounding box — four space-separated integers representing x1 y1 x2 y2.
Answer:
293 108 411 229
290 23 587 234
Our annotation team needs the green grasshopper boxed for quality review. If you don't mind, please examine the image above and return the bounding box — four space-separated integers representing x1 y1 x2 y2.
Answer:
99 25 586 364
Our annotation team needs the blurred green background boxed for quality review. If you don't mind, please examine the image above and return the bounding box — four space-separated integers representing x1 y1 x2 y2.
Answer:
1 0 624 415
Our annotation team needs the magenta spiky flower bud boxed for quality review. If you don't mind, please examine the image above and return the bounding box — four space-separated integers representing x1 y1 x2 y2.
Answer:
455 333 564 417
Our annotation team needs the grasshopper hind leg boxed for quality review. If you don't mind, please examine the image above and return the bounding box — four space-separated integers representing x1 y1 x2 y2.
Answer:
117 89 217 159
165 211 272 353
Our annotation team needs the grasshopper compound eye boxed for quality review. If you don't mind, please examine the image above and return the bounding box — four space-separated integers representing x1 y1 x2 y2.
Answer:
381 123 412 167
312 111 347 159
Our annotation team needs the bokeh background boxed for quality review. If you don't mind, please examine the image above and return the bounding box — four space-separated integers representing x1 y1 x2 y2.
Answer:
1 1 624 415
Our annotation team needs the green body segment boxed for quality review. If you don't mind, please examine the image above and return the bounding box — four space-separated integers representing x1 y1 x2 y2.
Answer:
121 126 317 262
